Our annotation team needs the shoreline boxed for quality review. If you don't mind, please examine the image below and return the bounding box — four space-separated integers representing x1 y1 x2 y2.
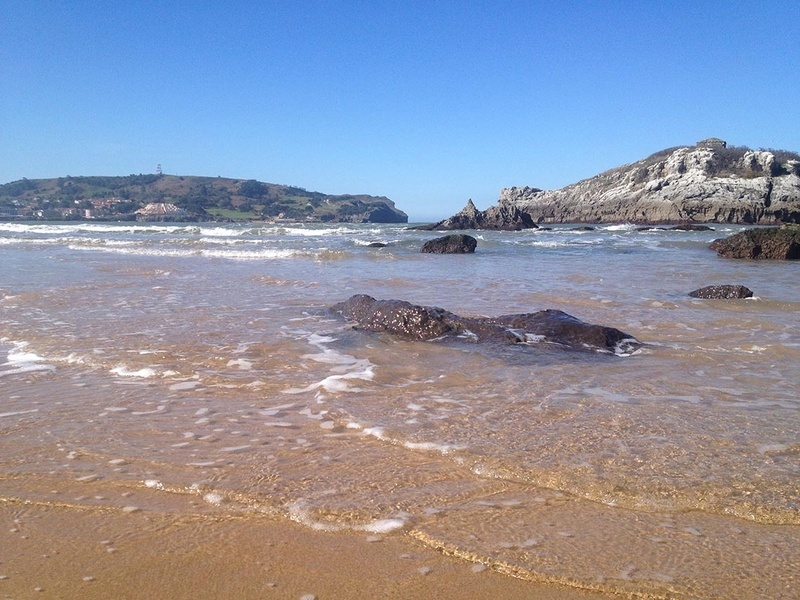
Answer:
0 501 617 600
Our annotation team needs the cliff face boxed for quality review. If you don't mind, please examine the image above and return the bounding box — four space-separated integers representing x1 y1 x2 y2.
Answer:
498 142 800 225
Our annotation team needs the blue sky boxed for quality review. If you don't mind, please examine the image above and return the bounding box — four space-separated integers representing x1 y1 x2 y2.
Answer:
2 1 798 221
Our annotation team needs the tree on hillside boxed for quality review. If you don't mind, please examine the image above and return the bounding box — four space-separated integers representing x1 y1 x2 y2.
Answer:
238 180 268 198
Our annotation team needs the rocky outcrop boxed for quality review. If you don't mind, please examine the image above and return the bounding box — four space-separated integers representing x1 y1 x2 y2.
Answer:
334 202 408 224
688 285 754 299
420 234 477 254
330 294 641 355
435 141 800 227
418 199 538 231
709 225 800 259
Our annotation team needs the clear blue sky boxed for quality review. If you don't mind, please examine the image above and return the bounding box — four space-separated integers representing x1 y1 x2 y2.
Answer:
2 1 798 221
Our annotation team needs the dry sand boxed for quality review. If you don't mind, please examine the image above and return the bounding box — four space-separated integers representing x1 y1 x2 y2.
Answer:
0 500 616 600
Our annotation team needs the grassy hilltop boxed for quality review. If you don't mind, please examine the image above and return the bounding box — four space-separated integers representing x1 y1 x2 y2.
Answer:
0 174 408 223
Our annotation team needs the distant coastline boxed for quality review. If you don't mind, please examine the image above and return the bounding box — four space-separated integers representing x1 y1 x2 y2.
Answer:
0 174 408 224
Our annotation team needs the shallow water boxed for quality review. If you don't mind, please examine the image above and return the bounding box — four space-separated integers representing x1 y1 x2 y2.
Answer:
2 221 799 598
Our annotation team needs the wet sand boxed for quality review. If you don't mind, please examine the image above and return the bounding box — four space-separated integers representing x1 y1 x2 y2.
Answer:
0 500 615 600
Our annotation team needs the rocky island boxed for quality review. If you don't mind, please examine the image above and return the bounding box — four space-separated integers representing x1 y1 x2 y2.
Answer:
426 139 800 229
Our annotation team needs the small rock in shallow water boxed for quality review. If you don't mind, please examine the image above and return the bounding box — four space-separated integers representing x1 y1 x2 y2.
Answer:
420 234 477 254
688 285 754 299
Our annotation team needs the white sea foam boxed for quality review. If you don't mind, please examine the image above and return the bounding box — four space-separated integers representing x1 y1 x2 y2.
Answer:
273 225 384 237
614 338 643 357
226 358 253 370
131 405 166 415
110 366 158 378
283 366 375 394
284 331 376 394
357 518 407 533
69 244 300 260
604 223 637 231
0 343 56 377
203 492 225 505
287 500 407 534
287 501 341 532
170 380 201 390
361 426 461 454
0 409 39 418
522 333 547 344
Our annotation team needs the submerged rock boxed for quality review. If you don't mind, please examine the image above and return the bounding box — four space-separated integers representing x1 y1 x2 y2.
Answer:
670 224 714 231
420 234 477 254
330 294 641 355
709 225 800 259
688 285 754 299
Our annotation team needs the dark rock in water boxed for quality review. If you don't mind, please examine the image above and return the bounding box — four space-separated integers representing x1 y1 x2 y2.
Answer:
331 295 459 340
710 225 800 259
485 311 640 354
569 226 596 231
421 234 477 254
366 242 387 247
689 285 754 299
670 224 714 231
331 294 641 355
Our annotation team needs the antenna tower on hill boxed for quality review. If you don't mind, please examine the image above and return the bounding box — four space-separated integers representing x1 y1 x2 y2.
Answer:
156 164 163 176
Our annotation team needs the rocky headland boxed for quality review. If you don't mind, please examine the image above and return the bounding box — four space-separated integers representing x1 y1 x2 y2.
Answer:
428 139 800 229
0 174 408 224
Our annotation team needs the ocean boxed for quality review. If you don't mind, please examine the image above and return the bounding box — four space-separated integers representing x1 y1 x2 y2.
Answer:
1 221 799 598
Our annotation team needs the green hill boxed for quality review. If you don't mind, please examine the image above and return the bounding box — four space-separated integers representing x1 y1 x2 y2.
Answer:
0 174 408 223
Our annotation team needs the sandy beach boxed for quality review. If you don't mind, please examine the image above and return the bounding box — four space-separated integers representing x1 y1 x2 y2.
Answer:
0 499 616 600
3 222 799 599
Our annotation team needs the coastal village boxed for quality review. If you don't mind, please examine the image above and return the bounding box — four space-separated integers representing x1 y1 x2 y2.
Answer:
1 199 188 222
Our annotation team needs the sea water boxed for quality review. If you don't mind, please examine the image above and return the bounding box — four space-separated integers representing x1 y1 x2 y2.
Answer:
1 221 799 598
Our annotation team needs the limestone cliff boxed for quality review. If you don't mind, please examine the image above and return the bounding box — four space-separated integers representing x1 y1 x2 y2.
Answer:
442 141 800 227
